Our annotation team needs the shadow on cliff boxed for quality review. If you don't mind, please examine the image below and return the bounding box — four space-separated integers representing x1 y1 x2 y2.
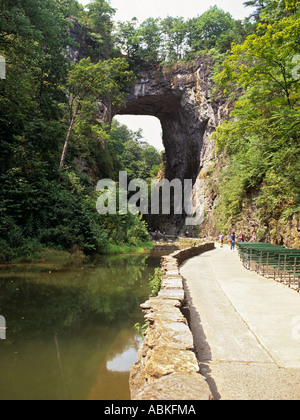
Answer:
181 273 221 401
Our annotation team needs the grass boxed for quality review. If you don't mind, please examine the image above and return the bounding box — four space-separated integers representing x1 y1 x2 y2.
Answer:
105 241 154 255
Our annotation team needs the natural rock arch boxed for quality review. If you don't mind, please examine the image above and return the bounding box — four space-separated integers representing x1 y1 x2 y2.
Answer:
113 56 229 184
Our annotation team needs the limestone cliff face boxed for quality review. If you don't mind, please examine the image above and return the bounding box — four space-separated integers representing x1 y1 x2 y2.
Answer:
67 28 298 245
116 61 299 247
114 56 231 183
67 18 110 64
68 20 228 184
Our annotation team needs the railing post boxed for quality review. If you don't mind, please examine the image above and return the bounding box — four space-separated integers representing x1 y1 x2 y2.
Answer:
293 257 297 290
258 251 262 275
266 252 269 278
284 255 287 285
277 255 281 282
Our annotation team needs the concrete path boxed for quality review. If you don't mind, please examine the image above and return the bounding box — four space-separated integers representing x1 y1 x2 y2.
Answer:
180 244 300 400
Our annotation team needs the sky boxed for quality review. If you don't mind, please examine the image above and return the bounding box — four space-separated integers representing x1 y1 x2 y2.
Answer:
79 0 251 21
79 0 252 151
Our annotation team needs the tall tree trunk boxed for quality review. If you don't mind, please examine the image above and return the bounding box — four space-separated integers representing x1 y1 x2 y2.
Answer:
59 102 80 169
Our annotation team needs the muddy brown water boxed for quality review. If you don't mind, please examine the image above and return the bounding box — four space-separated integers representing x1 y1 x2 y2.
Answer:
0 247 176 400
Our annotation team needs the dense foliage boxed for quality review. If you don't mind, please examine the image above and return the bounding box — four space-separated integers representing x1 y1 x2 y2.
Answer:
0 0 161 261
1 0 299 259
114 5 253 69
211 0 300 241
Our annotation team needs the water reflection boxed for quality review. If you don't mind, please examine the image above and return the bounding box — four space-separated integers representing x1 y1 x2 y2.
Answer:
107 347 138 372
0 248 176 400
106 334 143 373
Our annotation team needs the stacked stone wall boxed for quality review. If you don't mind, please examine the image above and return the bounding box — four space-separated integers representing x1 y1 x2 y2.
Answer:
129 242 215 400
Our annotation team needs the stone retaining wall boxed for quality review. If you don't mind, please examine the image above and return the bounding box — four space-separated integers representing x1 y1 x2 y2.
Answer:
129 242 215 400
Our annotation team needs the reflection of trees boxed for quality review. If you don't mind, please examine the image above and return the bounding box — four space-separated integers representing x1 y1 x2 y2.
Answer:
83 255 149 322
0 253 165 399
0 254 150 340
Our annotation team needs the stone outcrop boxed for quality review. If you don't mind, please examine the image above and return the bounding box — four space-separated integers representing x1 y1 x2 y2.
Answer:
129 243 215 400
68 18 110 64
113 58 232 233
202 176 300 249
115 57 230 183
68 22 229 184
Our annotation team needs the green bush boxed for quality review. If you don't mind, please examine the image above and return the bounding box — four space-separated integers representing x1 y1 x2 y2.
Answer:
149 268 162 297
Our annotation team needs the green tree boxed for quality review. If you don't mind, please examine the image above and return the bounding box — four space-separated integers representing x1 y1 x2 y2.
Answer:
60 57 136 169
187 6 235 53
212 5 300 235
160 17 187 61
244 0 297 24
137 18 162 64
114 18 142 65
86 0 116 59
217 16 300 108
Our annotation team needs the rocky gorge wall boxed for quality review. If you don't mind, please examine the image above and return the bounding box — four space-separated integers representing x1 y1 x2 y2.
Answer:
68 21 299 247
115 60 300 247
114 57 231 184
111 58 233 234
68 20 230 184
129 242 215 400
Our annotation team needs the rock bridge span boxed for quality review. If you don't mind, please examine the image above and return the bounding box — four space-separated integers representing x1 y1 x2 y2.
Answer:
112 56 229 183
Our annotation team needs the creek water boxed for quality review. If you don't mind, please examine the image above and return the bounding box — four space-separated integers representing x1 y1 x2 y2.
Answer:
0 247 176 400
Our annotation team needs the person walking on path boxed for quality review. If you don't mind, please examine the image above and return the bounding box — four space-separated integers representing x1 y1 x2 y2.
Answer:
219 234 224 248
230 232 236 250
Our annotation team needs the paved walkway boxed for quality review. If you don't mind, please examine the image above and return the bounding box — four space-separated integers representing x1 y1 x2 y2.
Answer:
180 244 300 400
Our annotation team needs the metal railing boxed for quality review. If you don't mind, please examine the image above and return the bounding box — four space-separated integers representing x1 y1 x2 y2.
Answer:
237 242 300 292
